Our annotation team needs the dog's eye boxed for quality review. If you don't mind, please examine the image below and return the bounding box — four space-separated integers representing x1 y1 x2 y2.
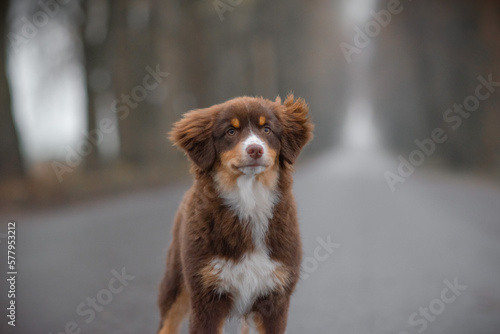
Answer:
263 126 271 134
226 127 236 136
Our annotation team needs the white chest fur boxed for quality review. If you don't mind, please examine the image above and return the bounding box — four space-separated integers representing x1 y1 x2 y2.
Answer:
220 174 278 247
211 174 283 314
210 250 283 315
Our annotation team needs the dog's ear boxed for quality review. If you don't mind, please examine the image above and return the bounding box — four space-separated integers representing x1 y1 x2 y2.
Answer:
277 94 314 165
169 106 217 171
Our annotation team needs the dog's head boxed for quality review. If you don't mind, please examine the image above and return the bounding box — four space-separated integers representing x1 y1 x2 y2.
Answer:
170 95 313 176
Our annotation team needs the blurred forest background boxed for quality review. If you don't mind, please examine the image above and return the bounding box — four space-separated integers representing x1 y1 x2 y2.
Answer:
0 0 499 211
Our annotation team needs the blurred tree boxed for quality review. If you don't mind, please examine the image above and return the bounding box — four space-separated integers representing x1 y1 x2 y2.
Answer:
0 0 24 180
175 0 212 108
81 0 112 170
109 0 171 168
372 0 500 171
477 0 500 172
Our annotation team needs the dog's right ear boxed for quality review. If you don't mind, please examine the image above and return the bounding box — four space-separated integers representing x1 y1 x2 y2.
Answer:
169 106 217 171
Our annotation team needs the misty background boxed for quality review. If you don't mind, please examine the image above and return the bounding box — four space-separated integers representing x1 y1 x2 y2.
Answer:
0 0 497 206
0 0 499 333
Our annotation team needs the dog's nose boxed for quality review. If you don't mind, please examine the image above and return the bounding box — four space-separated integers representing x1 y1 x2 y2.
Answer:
246 144 264 159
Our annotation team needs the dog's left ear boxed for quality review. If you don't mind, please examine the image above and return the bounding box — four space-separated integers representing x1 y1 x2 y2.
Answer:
276 94 314 165
169 106 217 171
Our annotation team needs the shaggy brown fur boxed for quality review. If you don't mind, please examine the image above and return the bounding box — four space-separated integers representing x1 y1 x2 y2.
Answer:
158 95 313 334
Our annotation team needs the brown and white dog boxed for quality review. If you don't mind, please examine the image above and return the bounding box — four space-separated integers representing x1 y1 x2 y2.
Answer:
158 95 313 334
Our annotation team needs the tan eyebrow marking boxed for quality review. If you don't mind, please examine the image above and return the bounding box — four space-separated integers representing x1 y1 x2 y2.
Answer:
231 118 240 128
259 116 266 126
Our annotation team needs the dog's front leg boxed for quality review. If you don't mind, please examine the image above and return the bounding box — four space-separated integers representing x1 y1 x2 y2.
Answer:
252 293 291 334
188 291 232 334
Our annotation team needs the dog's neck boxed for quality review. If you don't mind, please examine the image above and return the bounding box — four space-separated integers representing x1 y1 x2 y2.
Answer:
214 169 280 248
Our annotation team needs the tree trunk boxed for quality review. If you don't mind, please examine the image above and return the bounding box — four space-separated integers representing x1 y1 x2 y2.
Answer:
81 0 109 170
0 0 24 180
110 0 170 167
478 0 500 171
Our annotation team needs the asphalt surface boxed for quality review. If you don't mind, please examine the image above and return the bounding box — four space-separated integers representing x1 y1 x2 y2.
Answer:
1 148 500 334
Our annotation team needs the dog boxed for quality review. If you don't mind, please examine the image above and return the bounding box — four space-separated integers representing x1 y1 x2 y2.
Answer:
158 94 313 334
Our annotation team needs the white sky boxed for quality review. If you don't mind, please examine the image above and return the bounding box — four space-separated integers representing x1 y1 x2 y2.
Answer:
8 21 85 165
341 0 377 27
340 0 380 150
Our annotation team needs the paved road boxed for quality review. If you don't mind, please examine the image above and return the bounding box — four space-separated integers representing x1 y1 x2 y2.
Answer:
1 148 500 334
